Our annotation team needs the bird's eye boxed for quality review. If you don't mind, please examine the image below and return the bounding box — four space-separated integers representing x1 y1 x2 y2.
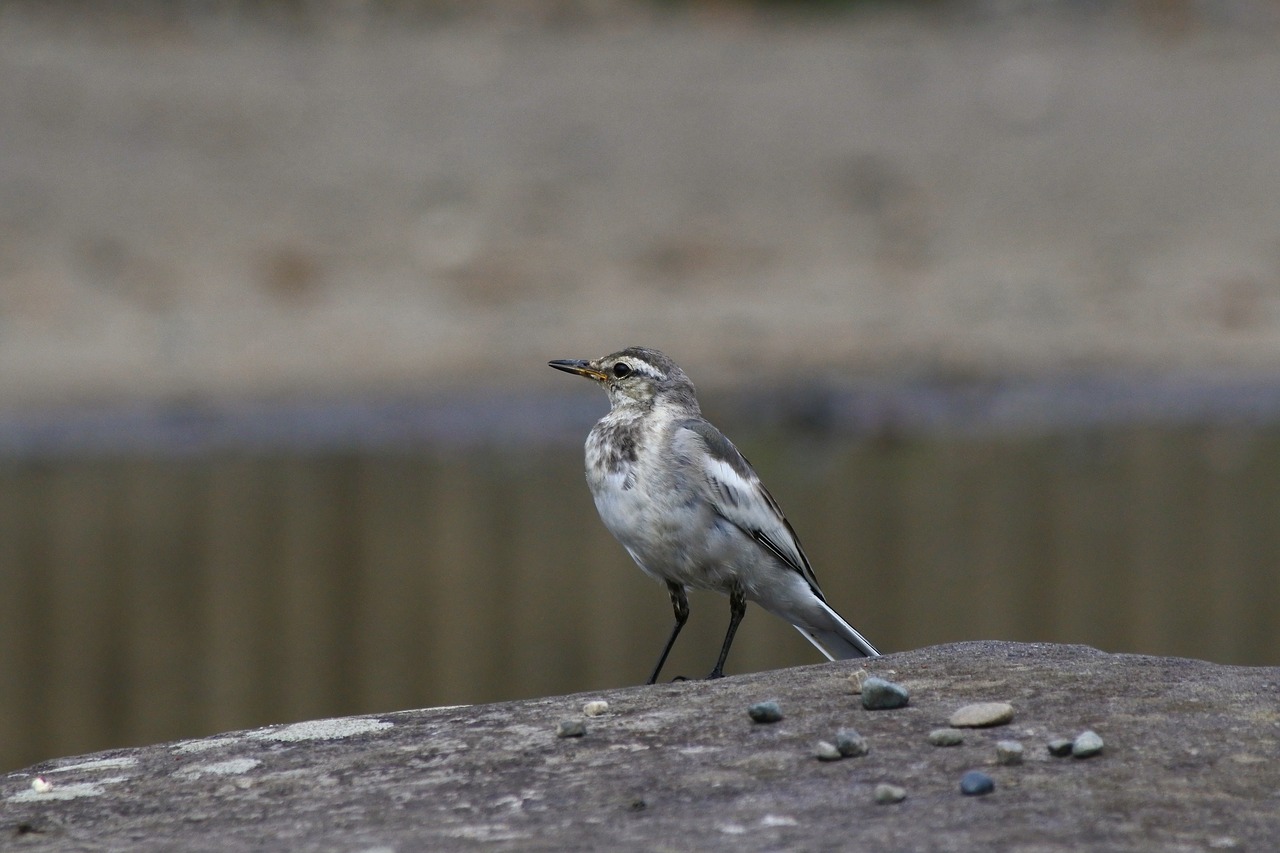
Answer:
612 362 632 379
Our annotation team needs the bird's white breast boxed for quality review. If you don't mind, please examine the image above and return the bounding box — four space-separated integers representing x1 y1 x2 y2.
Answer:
584 408 739 590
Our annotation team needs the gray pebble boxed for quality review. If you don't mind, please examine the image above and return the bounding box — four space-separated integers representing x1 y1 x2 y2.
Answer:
835 728 870 757
995 740 1024 765
960 770 995 796
1047 738 1074 757
815 741 843 762
556 719 586 738
928 728 965 747
874 783 907 804
949 702 1015 728
861 677 910 710
1072 730 1104 758
748 701 783 723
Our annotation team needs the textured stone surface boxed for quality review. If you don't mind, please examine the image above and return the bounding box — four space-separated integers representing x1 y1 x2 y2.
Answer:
5 642 1280 851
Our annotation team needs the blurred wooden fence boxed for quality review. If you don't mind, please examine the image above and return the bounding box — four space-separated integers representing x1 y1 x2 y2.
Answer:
3 424 1279 772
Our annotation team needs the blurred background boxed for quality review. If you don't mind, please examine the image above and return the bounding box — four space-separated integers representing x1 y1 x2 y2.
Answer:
3 0 1280 772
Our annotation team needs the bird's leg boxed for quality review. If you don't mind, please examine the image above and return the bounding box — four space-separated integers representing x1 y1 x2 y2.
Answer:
706 582 746 680
647 582 690 685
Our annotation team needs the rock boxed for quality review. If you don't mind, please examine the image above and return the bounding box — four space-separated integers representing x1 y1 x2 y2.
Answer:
815 741 843 761
1047 738 1075 757
582 700 610 717
995 740 1024 765
835 729 869 757
928 728 965 747
747 701 783 723
960 770 996 796
1072 730 1104 758
847 669 870 694
556 719 586 738
861 677 910 710
874 783 907 804
7 642 1280 850
949 701 1015 728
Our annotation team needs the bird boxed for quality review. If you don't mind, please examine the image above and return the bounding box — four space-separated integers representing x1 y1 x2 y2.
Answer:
549 346 879 684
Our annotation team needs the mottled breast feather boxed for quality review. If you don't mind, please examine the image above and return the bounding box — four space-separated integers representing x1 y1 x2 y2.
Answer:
595 420 641 473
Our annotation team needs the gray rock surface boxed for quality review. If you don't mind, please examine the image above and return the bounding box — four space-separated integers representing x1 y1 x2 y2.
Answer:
5 642 1279 851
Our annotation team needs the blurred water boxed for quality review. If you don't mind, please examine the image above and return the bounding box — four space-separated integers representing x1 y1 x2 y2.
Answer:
3 380 1279 772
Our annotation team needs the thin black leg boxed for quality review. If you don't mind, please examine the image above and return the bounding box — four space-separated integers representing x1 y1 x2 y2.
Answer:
706 582 746 680
647 582 690 685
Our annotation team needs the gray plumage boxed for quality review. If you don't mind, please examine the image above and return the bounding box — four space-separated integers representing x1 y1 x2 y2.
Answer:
549 346 879 683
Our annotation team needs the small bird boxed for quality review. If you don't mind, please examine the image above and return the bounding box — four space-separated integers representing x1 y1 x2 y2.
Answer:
549 346 879 684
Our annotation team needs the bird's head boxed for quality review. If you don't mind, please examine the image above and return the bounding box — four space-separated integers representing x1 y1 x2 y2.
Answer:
549 346 698 411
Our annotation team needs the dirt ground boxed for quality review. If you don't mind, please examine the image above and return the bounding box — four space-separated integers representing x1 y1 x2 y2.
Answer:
2 2 1280 412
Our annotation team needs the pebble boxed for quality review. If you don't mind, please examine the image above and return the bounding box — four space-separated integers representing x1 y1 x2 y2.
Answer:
960 770 996 796
949 702 1015 728
861 677 910 710
30 776 53 794
835 728 870 757
556 719 586 738
748 701 784 723
815 741 843 762
1047 738 1075 757
995 740 1024 765
928 728 965 747
582 700 610 717
847 669 870 694
874 783 907 804
1072 730 1104 758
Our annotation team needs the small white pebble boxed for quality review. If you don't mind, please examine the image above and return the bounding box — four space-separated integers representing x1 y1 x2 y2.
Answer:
995 740 1024 765
847 669 870 694
31 777 53 794
582 700 610 717
1072 729 1104 758
874 783 907 804
815 741 843 762
949 702 1015 728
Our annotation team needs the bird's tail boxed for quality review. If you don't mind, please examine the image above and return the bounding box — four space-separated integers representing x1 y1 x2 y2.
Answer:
797 600 880 659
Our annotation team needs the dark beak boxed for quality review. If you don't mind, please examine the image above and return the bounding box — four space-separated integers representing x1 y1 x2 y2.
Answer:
549 359 608 381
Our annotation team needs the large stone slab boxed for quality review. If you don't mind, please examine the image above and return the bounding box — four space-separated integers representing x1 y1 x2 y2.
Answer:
5 642 1278 851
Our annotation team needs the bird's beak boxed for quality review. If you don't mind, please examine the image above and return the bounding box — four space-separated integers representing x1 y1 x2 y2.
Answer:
548 359 608 381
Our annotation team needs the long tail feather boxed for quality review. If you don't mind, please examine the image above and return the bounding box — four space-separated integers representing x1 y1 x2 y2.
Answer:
796 601 880 659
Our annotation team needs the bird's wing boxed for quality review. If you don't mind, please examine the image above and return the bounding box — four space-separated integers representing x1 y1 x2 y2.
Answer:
673 418 827 600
